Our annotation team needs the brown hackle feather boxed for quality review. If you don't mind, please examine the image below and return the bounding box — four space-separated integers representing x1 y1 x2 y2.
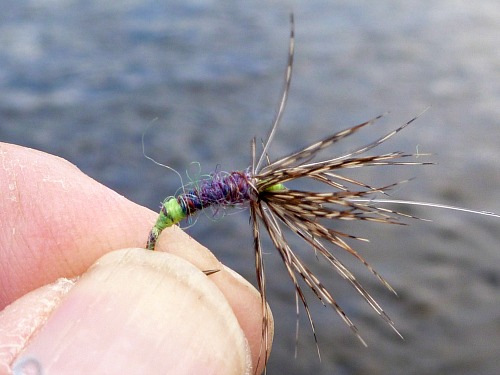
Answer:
246 13 433 369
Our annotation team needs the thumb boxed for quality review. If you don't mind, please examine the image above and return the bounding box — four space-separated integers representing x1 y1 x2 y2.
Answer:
2 249 251 375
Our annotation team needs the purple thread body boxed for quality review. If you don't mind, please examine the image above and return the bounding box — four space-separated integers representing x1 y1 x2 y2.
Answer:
178 170 253 217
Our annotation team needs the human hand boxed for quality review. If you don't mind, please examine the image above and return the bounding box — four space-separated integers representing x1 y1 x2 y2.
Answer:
0 143 272 374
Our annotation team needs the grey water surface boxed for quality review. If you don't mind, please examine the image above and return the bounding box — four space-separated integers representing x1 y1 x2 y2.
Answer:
1 1 500 374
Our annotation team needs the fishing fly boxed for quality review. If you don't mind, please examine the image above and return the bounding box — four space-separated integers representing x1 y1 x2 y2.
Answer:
146 14 500 368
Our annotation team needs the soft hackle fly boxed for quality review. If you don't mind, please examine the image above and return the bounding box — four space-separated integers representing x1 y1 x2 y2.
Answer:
146 14 500 369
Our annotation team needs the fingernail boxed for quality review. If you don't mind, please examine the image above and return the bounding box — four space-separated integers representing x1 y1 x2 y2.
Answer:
13 249 249 375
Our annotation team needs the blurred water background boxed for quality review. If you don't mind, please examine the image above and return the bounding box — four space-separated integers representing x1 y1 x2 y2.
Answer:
1 1 500 374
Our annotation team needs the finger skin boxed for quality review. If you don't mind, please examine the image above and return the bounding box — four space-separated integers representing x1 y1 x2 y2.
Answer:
155 231 274 373
5 249 250 375
0 143 272 374
0 142 155 308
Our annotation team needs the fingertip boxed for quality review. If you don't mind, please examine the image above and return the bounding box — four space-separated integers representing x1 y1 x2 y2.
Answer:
155 229 274 373
9 249 250 375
